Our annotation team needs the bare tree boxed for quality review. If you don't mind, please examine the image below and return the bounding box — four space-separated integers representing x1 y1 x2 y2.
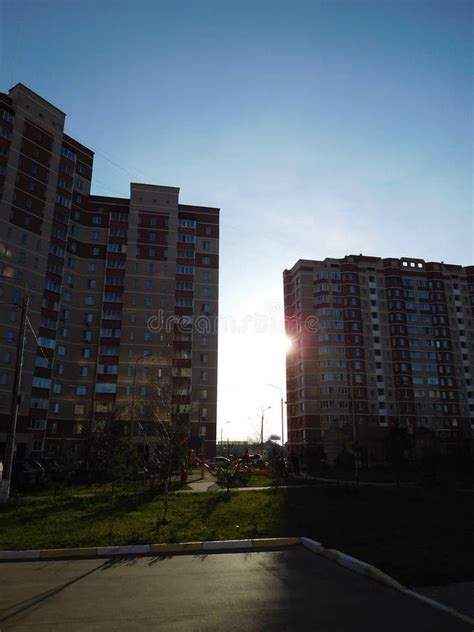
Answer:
118 348 193 526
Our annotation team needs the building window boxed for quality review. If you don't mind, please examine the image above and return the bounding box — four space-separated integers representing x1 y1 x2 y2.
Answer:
31 397 49 409
95 383 117 393
76 385 87 395
74 405 85 415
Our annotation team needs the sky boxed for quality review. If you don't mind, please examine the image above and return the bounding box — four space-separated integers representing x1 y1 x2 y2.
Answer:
1 0 472 442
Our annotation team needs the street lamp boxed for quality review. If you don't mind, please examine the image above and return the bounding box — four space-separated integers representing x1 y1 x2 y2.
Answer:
348 367 359 482
220 420 230 456
1 295 29 506
131 351 154 439
267 383 285 449
260 406 271 456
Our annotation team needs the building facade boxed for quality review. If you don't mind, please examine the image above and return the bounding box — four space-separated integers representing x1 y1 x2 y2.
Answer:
0 83 219 462
284 255 474 463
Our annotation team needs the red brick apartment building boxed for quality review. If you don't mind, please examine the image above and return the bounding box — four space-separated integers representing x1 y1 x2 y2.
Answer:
284 255 474 464
0 83 219 461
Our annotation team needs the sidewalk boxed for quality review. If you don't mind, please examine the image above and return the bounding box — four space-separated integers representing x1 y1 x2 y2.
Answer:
179 468 219 493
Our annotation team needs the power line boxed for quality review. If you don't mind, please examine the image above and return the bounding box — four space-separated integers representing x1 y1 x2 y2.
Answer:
63 127 150 181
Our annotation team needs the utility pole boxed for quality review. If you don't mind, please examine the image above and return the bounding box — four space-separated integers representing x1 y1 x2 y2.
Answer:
260 406 271 456
1 295 29 506
267 383 285 450
349 367 359 482
220 421 230 456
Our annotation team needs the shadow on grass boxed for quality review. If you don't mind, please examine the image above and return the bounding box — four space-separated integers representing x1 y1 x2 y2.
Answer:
268 485 474 586
74 491 157 526
0 495 101 531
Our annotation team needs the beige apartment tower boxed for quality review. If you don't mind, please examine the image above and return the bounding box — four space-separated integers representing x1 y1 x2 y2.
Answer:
0 83 219 463
284 255 474 465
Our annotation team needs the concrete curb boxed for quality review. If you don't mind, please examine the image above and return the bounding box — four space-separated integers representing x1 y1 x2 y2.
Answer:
2 537 472 626
0 537 300 561
300 537 474 626
0 549 41 560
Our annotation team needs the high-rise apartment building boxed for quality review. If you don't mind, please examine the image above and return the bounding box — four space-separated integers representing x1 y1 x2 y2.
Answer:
0 83 219 462
284 255 474 463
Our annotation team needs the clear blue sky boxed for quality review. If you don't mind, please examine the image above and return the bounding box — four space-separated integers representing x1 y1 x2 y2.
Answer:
1 0 472 441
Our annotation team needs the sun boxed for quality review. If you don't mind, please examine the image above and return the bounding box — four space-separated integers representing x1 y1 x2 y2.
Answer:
282 334 293 354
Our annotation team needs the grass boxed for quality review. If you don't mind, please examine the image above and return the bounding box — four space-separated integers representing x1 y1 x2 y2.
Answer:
245 475 272 487
1 485 473 587
22 479 188 499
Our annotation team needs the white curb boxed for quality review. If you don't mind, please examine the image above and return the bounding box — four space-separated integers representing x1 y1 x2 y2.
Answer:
402 589 474 626
301 537 474 626
332 550 369 573
300 537 323 553
96 545 151 556
203 539 253 550
0 549 41 560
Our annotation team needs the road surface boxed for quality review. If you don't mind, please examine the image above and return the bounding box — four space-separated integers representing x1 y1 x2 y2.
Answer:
0 547 469 631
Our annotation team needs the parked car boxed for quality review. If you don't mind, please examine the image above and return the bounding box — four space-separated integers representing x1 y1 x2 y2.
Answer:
205 456 231 469
248 454 266 468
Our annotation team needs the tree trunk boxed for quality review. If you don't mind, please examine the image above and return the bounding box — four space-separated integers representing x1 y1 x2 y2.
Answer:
160 453 173 526
161 477 170 525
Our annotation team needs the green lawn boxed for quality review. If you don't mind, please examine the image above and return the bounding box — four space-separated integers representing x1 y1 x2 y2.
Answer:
2 486 473 587
246 474 272 487
22 479 187 498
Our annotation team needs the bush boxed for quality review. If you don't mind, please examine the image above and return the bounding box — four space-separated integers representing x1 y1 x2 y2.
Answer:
217 463 250 490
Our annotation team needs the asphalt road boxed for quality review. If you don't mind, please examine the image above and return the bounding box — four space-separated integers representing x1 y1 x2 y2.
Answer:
0 548 469 631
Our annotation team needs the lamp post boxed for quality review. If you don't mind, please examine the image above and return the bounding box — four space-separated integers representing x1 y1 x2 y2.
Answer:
220 420 230 456
131 351 154 439
260 406 271 456
267 383 285 449
1 295 29 506
348 367 359 482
